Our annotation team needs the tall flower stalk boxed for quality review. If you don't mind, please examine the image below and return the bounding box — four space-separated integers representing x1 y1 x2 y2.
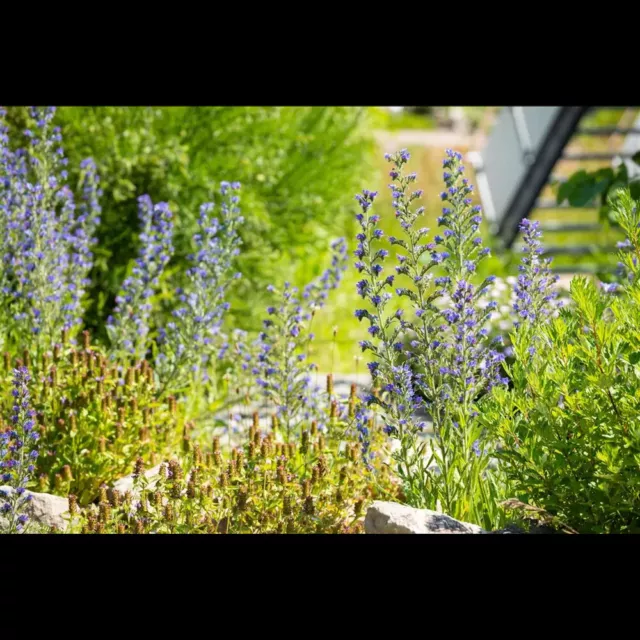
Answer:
512 218 561 330
256 239 347 439
0 367 40 533
156 181 242 394
107 195 174 361
0 107 101 358
354 149 508 524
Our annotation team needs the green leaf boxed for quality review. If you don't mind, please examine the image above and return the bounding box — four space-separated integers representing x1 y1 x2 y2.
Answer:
556 179 573 205
630 180 640 201
632 151 640 166
557 170 589 205
569 178 609 207
629 352 640 365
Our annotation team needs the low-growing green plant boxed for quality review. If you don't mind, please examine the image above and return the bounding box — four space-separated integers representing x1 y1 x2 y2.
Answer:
0 332 184 506
484 190 640 533
65 384 397 534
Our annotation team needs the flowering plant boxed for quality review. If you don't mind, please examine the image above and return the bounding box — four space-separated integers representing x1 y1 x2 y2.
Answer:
353 149 509 527
106 195 174 361
0 107 101 360
0 332 183 506
0 367 40 533
155 182 243 395
255 239 348 440
71 401 397 534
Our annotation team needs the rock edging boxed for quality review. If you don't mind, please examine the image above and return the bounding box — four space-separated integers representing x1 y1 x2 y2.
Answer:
364 500 485 534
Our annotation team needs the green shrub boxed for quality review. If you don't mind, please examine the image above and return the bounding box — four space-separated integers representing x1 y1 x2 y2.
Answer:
484 189 640 533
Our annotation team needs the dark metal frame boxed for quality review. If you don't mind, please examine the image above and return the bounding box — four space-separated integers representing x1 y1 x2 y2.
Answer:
496 106 589 248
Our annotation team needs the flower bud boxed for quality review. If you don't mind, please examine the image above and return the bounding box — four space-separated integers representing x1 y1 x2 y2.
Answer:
303 495 315 516
134 457 145 478
326 374 334 395
99 501 111 524
110 490 121 508
236 487 248 511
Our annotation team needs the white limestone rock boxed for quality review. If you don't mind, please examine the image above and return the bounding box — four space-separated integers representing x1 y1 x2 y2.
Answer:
364 500 485 534
0 485 73 532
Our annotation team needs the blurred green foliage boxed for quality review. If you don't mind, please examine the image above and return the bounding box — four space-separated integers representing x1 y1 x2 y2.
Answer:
3 106 378 339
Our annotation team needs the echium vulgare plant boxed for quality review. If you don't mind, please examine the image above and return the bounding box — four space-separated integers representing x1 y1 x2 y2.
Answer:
0 367 40 533
155 181 242 394
354 149 508 527
256 238 348 440
512 218 561 332
106 195 174 361
484 188 640 533
0 107 101 359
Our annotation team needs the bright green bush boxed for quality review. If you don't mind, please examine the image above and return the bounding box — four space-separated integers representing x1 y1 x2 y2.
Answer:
484 189 640 533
